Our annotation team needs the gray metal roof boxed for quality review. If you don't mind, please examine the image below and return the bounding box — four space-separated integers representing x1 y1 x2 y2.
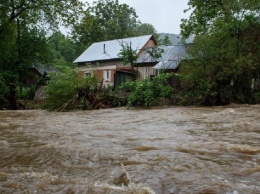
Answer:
136 45 190 69
153 60 180 69
74 35 154 63
32 64 59 75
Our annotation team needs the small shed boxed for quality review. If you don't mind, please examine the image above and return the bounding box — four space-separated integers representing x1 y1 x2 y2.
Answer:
22 64 58 101
23 64 58 86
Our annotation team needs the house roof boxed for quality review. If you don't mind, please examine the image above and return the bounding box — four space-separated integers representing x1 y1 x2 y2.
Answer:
31 64 59 75
136 44 190 69
74 35 154 63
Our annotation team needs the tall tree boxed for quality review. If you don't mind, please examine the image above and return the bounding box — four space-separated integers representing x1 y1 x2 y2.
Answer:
180 0 260 104
0 0 83 107
161 34 171 45
135 23 158 37
72 0 157 48
181 0 260 39
47 32 78 67
0 0 83 36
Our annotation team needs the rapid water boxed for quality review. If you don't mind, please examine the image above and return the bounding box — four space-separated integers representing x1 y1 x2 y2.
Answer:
0 104 259 194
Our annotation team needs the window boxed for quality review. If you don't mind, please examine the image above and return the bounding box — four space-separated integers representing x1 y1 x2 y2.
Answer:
84 71 92 77
85 72 91 77
103 70 110 81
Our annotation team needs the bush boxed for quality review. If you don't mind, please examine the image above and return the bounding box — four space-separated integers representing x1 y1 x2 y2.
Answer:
120 73 173 107
43 67 84 111
18 86 37 100
43 67 117 111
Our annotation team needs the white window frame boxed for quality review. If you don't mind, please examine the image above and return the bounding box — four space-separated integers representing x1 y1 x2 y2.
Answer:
103 69 111 81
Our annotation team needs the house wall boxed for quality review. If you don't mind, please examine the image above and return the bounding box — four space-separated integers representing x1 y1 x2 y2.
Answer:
134 39 157 80
76 61 130 87
137 39 157 56
77 59 159 84
76 37 157 84
135 66 158 80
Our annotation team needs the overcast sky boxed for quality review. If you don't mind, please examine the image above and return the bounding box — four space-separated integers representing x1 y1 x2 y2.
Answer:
84 0 191 34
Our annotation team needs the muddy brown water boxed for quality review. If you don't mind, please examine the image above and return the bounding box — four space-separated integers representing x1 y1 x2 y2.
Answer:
0 104 259 194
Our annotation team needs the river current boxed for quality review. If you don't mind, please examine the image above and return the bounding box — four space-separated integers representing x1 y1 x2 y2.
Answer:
0 104 259 194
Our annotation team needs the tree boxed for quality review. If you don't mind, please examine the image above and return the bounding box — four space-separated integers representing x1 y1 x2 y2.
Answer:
181 0 260 38
47 32 78 67
0 0 83 108
135 23 159 38
118 42 138 79
161 34 171 45
72 0 139 47
72 0 157 48
0 0 83 36
179 0 260 104
1 24 51 91
118 41 164 80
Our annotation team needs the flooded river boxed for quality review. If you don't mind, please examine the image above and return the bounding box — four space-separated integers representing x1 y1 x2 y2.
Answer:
0 104 259 194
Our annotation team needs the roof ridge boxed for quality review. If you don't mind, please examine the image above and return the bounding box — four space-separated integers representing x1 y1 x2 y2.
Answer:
94 34 153 44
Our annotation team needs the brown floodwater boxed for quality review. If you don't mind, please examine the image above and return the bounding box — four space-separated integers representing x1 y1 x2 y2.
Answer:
0 104 259 194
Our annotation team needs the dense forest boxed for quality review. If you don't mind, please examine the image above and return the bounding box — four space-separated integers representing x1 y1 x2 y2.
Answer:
0 0 259 110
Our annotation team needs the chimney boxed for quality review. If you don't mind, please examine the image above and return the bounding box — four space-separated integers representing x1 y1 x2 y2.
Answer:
103 44 106 54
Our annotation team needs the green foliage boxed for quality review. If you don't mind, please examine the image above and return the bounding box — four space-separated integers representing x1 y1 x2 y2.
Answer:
134 23 159 38
161 34 171 45
120 73 173 107
47 32 78 67
0 73 8 98
118 42 138 65
0 0 83 106
72 0 138 46
0 0 83 36
72 0 157 48
43 67 107 111
19 27 51 64
181 0 260 38
18 86 36 100
179 0 260 105
253 92 260 103
146 47 165 59
43 67 82 111
118 41 138 79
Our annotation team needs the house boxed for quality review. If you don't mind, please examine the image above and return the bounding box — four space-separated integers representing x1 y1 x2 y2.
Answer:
73 34 157 87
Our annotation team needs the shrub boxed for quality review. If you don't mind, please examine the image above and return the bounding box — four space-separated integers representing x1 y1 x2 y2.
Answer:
120 73 173 107
43 67 83 111
18 86 37 100
43 67 115 111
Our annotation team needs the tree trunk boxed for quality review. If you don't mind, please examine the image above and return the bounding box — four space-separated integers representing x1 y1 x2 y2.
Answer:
9 83 18 110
